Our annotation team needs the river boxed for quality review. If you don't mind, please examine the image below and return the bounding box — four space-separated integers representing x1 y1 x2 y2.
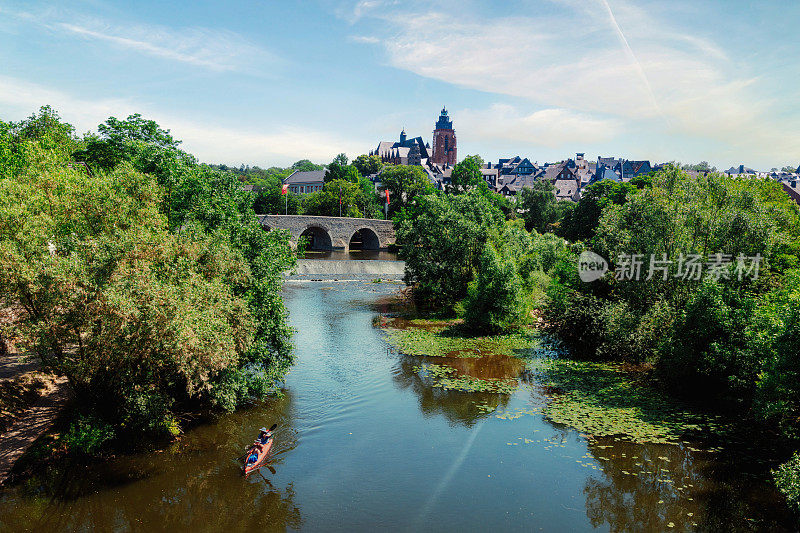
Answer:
0 281 793 531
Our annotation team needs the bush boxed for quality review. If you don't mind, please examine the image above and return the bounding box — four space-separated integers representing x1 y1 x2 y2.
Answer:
774 453 800 515
464 243 525 334
63 415 115 455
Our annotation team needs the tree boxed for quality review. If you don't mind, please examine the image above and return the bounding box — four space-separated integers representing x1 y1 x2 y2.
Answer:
303 178 364 217
518 181 561 233
464 242 526 333
378 164 434 218
0 106 79 178
291 159 323 172
448 154 483 193
782 165 798 174
396 190 504 311
73 113 184 172
0 108 297 438
324 153 349 182
681 161 716 173
253 184 302 215
557 178 639 242
353 154 384 176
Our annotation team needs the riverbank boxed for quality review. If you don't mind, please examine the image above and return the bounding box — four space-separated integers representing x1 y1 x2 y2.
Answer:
0 344 69 485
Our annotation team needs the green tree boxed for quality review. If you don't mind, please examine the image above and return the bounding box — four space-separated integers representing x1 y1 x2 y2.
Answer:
0 108 297 437
448 154 483 193
518 181 562 233
74 113 185 172
303 178 364 217
396 190 504 311
557 178 639 242
378 164 434 218
324 153 349 182
253 184 302 215
291 159 323 172
353 154 384 176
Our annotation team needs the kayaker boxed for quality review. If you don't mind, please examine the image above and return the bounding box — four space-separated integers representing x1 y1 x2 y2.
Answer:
246 427 272 464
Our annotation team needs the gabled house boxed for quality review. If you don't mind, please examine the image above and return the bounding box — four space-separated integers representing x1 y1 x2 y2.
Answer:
588 165 622 186
540 162 576 183
284 169 326 194
495 156 539 177
554 178 580 202
782 179 800 206
725 164 758 176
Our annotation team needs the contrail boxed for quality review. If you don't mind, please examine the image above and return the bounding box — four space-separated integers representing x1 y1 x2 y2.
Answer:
414 419 486 528
600 0 667 123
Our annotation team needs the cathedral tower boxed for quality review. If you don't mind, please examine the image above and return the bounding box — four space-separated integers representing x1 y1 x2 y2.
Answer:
431 107 456 167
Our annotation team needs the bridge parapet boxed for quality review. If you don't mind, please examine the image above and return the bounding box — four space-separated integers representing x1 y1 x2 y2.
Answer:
257 214 395 252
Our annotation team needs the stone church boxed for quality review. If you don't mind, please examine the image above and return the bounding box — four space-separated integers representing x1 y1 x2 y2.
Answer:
370 108 457 170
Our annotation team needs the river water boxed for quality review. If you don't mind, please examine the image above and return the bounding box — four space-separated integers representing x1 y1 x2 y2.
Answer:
0 281 793 532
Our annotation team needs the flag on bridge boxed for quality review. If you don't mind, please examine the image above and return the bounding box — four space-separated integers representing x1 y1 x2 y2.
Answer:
281 183 288 195
385 189 390 204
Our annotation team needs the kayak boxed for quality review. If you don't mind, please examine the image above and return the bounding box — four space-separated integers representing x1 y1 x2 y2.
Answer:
242 438 273 476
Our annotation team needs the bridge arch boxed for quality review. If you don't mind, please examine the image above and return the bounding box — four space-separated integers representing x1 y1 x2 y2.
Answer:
299 225 333 251
349 227 381 251
257 215 396 252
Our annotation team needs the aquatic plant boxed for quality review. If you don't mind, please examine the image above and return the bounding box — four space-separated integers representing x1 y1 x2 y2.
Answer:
383 324 534 359
529 359 733 445
413 363 517 394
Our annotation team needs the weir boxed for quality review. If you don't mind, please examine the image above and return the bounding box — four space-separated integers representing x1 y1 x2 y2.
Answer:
286 259 405 281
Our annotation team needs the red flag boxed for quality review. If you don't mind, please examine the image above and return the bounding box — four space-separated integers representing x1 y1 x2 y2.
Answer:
385 189 390 204
281 183 288 195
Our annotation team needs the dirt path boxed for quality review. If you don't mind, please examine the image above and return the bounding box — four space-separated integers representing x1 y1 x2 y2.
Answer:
0 353 69 484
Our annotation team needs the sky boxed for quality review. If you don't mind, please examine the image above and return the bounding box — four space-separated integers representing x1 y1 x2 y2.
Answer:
0 0 798 170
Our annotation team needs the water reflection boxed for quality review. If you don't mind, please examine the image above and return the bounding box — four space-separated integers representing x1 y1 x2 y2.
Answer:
0 396 303 532
392 356 511 427
582 437 794 532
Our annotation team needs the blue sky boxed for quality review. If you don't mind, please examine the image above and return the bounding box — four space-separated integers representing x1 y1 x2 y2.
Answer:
0 0 798 170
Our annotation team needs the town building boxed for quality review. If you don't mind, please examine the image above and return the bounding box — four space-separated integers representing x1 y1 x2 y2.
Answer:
431 108 457 167
371 129 430 166
284 169 325 194
782 179 800 206
725 164 758 176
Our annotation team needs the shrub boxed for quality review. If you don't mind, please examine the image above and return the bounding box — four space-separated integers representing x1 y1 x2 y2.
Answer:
63 415 115 455
464 243 525 334
774 453 800 515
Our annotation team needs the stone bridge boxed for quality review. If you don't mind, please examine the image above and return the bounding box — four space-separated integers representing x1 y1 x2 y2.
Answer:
257 214 396 251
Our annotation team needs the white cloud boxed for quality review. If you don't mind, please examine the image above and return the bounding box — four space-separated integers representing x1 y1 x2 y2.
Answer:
0 76 362 166
458 104 622 148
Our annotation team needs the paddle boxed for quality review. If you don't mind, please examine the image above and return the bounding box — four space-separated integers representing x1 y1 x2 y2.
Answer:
237 423 278 461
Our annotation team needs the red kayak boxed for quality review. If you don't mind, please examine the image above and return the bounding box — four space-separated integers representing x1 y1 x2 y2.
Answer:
242 438 273 476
